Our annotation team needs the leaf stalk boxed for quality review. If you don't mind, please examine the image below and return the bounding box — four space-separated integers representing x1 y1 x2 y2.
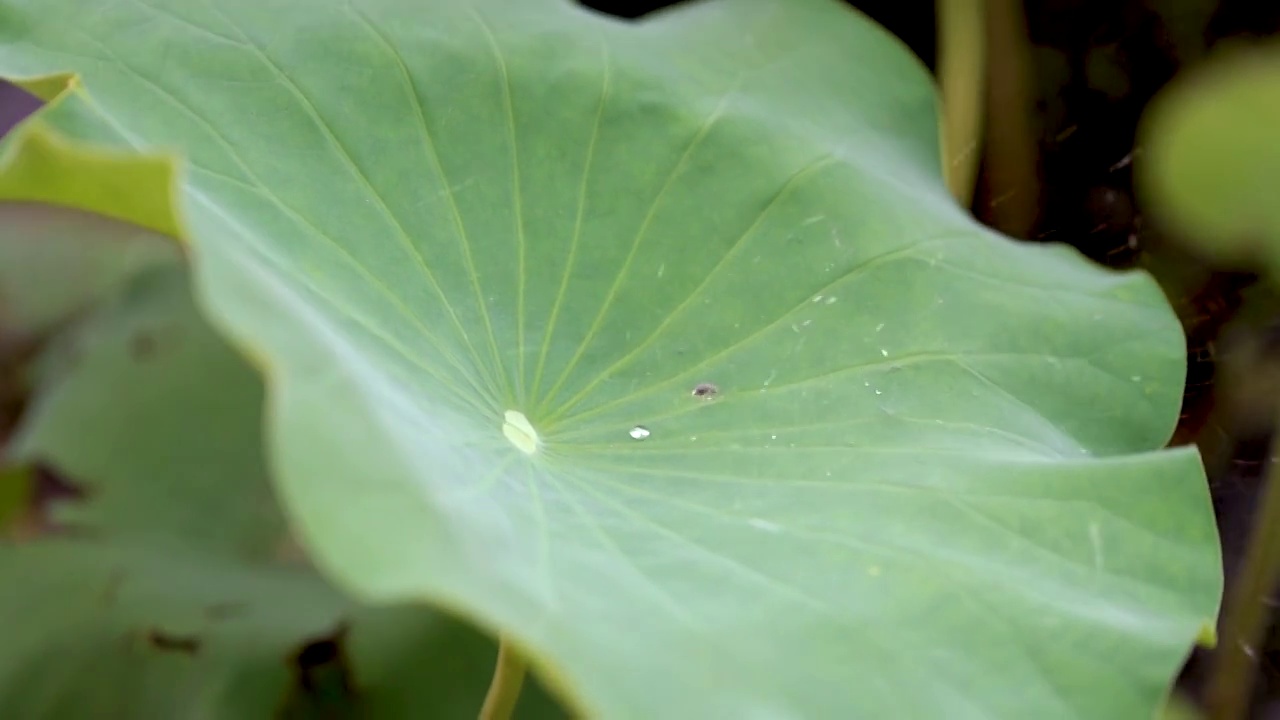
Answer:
936 0 987 207
1206 431 1280 720
479 636 528 720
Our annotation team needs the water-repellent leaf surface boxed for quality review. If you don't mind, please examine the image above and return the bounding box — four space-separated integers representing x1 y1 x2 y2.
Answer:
0 267 565 718
0 0 1221 717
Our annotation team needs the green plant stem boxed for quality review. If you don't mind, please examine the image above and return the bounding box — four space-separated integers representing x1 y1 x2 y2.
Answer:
1206 430 1280 720
936 0 987 207
976 0 1039 237
479 636 528 720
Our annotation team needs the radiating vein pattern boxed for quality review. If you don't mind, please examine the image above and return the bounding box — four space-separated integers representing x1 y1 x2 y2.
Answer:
0 0 1219 717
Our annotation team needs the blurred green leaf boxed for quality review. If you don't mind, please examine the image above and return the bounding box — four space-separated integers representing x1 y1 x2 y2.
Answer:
0 203 176 340
0 267 564 719
1139 42 1280 276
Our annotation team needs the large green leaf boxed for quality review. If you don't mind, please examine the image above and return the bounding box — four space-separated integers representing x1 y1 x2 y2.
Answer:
0 0 1221 717
0 266 565 718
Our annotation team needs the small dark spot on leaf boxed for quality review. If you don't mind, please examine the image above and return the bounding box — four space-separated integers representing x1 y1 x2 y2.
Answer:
146 628 201 655
127 325 182 362
296 636 342 674
691 382 719 399
279 621 358 717
31 462 87 507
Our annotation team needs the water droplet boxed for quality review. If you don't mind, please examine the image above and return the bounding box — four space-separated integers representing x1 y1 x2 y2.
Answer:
874 389 882 395
812 295 824 303
1130 375 1142 382
875 323 885 332
629 426 650 440
802 320 812 327
824 296 837 305
880 349 889 357
691 382 719 399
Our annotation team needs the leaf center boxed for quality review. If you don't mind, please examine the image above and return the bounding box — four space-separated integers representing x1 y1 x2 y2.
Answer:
502 410 540 455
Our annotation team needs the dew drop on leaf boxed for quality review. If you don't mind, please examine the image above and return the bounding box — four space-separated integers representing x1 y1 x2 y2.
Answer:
629 426 651 440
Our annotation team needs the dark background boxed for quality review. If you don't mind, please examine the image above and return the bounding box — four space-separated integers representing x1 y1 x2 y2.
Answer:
3 0 1280 716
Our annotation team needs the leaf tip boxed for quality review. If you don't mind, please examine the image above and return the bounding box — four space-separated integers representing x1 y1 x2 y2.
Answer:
0 84 190 245
1195 620 1218 649
9 71 79 103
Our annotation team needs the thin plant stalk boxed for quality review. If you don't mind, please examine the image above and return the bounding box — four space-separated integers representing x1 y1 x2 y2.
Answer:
977 0 1039 237
936 0 987 207
1206 433 1280 720
480 636 529 720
